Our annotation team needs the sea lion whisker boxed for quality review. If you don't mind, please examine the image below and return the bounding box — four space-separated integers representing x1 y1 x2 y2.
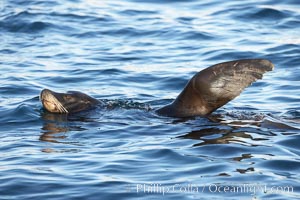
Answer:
46 93 68 114
56 100 68 113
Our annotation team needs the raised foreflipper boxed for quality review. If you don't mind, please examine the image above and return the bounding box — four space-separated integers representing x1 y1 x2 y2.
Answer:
156 59 274 117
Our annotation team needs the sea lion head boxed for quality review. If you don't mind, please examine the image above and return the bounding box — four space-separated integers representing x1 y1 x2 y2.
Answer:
40 89 99 114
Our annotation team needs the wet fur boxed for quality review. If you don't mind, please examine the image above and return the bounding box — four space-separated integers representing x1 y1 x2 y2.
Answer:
40 59 274 117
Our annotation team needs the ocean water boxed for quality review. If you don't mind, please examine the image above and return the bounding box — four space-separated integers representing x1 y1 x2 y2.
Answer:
0 0 300 199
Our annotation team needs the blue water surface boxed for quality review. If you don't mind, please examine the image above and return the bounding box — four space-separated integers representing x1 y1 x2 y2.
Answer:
0 0 300 199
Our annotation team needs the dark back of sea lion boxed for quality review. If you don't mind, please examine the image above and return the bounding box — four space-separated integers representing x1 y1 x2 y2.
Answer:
156 59 274 117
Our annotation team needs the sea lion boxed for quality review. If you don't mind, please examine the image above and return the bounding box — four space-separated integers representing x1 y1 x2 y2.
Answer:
40 59 274 117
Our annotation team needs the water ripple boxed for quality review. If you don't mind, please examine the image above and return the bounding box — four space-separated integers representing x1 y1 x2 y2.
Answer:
0 0 300 199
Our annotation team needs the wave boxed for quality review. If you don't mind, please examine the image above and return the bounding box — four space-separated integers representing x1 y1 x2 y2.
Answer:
232 7 292 23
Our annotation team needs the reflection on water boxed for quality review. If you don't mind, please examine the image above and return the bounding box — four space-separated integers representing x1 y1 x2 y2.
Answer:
40 112 69 143
179 127 267 147
39 112 88 154
179 118 267 147
179 112 299 147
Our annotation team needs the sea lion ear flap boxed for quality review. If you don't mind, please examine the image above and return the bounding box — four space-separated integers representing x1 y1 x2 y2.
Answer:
157 59 274 118
192 59 274 114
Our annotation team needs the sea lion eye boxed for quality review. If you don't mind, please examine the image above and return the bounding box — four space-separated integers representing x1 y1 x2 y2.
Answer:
65 95 72 100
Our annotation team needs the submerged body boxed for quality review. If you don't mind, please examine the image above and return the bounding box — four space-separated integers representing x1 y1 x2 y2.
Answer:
40 59 274 117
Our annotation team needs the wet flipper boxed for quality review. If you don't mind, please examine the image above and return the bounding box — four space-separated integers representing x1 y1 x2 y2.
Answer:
157 59 274 117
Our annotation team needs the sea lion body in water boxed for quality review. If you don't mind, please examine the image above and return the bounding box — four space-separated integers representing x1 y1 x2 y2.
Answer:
40 59 274 117
40 90 100 114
